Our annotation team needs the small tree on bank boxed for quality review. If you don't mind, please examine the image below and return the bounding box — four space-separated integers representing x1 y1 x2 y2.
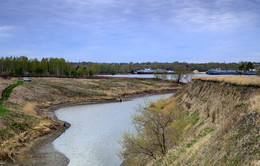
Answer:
119 99 188 165
172 65 187 83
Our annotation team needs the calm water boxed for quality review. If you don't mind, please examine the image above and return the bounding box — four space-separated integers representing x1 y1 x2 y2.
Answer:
53 94 173 166
99 73 255 83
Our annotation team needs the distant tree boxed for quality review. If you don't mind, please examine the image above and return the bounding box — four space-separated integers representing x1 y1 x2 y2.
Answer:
76 68 83 77
15 67 23 76
35 68 44 75
76 65 84 77
173 65 187 83
153 70 160 79
88 70 93 77
0 57 4 74
247 62 254 69
238 63 245 70
8 70 14 76
238 62 254 71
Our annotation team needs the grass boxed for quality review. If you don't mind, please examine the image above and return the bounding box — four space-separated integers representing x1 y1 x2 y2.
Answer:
198 121 205 127
10 122 29 131
193 76 260 86
0 80 24 105
235 103 246 107
229 157 239 166
188 110 200 125
0 107 11 115
186 128 215 148
0 111 40 143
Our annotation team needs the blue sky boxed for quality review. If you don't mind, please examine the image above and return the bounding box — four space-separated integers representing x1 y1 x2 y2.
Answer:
0 0 260 63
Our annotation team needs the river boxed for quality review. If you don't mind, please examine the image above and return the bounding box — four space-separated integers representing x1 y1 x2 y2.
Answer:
98 73 255 83
53 93 173 166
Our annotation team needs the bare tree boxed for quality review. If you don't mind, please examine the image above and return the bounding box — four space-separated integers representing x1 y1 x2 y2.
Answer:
119 99 186 165
183 72 194 83
172 65 187 83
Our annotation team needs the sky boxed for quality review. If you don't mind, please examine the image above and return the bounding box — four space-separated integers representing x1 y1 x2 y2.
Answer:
0 0 260 63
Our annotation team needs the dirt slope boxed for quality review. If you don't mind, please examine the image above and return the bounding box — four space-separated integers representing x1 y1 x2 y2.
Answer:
150 78 260 166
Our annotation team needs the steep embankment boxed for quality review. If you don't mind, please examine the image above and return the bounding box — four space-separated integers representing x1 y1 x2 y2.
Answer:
152 77 260 166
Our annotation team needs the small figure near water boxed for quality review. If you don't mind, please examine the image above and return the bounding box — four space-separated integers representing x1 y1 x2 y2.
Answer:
119 97 123 103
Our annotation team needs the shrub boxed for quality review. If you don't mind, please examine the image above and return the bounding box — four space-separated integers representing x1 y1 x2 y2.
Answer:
119 99 189 165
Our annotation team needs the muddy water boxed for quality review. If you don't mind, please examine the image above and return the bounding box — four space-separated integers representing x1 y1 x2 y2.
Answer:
53 94 173 166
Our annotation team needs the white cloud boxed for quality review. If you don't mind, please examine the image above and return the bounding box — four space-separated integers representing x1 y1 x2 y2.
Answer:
0 26 14 37
7 50 32 56
169 0 256 31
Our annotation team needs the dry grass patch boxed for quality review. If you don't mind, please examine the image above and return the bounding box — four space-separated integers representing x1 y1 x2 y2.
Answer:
193 76 260 86
22 103 37 116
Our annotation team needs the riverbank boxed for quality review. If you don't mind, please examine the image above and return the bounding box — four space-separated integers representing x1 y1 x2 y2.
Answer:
0 77 181 165
139 77 259 165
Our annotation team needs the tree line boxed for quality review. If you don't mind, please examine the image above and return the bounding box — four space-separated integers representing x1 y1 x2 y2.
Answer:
0 56 258 77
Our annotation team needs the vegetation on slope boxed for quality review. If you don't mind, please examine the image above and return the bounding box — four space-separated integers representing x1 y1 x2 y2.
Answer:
150 79 260 166
120 78 260 166
0 108 41 161
119 97 197 165
0 81 23 105
0 107 11 116
193 76 260 86
0 110 40 143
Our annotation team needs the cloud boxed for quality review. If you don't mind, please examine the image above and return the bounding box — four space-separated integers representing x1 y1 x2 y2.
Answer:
6 50 32 56
0 0 259 62
1 0 259 33
0 26 13 37
167 0 259 31
55 0 260 33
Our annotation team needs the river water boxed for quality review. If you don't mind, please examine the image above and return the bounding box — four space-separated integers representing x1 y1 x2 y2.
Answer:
53 93 173 166
98 73 255 83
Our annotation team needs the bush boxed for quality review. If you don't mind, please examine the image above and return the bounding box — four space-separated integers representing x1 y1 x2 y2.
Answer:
119 99 189 165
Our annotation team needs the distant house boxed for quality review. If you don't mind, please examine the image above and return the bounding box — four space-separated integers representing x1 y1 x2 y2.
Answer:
23 77 32 82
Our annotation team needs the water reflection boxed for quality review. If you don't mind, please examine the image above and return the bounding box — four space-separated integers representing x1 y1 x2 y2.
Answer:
99 73 256 83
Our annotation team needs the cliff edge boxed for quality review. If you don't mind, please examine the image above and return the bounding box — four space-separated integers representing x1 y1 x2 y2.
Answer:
151 77 260 166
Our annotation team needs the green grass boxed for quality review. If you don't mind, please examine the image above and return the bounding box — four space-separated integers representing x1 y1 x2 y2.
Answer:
0 80 24 105
0 107 11 115
10 122 29 131
188 110 200 125
229 157 239 166
186 128 215 148
235 103 246 108
198 121 205 126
